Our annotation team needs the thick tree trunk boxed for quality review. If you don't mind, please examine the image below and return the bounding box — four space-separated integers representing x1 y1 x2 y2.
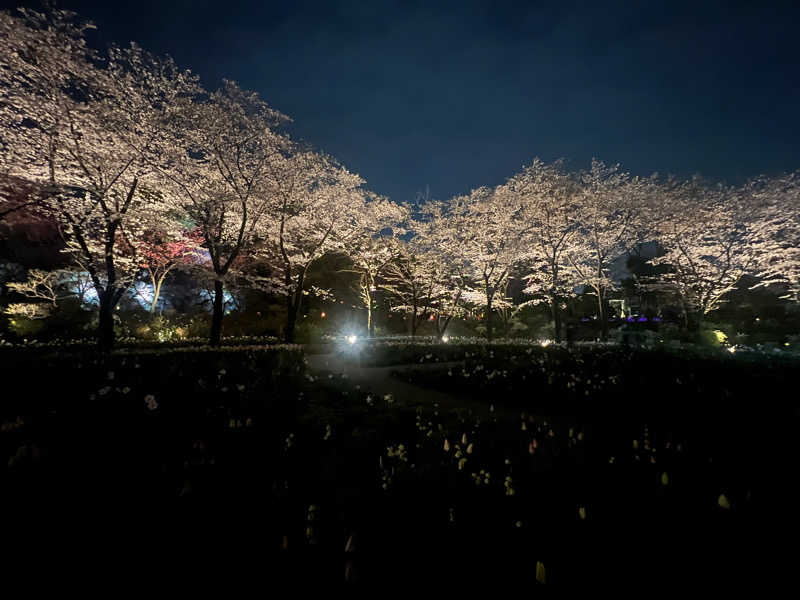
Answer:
436 315 452 338
550 295 562 343
150 274 163 315
285 273 305 344
98 290 116 352
597 290 608 341
369 303 376 338
485 294 493 341
210 279 225 347
365 287 374 338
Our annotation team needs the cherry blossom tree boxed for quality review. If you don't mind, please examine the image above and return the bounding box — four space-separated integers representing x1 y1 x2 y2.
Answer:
343 198 408 337
256 149 375 343
651 176 779 329
411 202 471 338
380 242 441 337
350 238 400 337
4 267 97 319
564 160 652 340
134 227 203 313
5 268 65 319
444 185 532 340
508 159 581 342
749 172 800 302
380 209 469 338
158 81 287 346
0 7 198 349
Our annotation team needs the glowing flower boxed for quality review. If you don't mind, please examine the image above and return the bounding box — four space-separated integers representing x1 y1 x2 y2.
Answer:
535 561 546 584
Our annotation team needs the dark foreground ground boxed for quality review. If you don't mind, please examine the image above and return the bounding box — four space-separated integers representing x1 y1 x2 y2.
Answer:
1 343 793 586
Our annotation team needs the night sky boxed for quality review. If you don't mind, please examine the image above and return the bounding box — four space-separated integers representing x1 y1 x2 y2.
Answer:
3 0 799 202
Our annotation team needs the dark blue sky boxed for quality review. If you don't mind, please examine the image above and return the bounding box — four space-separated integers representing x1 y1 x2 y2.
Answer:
5 1 800 201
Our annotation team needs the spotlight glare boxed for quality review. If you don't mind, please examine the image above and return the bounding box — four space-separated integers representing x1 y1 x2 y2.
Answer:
347 335 357 345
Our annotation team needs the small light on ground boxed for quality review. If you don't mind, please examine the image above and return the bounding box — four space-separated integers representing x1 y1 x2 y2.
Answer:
442 335 450 343
347 335 357 344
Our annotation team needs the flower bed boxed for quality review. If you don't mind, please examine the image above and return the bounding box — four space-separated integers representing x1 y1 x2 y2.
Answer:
0 333 280 351
1 342 779 584
390 343 799 418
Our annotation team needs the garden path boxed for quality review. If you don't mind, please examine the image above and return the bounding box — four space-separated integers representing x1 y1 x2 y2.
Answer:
305 351 511 416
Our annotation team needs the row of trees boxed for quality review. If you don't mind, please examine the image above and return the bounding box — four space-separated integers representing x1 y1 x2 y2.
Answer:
349 160 799 343
0 7 404 348
2 8 798 348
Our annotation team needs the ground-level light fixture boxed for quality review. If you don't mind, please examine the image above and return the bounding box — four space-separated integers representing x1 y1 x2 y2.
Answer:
321 312 326 318
442 335 450 343
347 335 357 345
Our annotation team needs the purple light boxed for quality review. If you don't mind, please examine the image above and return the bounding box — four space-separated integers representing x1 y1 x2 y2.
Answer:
652 317 662 322
581 317 589 322
638 316 648 322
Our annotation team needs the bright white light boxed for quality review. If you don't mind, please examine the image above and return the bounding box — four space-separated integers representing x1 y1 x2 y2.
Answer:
347 335 357 345
727 346 736 353
442 335 450 343
540 339 552 347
